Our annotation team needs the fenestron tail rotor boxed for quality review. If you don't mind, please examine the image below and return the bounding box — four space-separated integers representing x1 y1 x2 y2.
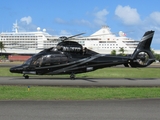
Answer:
133 52 149 65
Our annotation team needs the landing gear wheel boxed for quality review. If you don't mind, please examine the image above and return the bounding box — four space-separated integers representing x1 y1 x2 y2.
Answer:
70 73 75 80
25 75 29 79
23 74 29 79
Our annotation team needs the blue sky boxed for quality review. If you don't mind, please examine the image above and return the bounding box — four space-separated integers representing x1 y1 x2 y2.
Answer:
1 0 160 50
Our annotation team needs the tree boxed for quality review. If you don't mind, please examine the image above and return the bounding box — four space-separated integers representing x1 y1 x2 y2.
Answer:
154 54 160 62
0 55 6 61
152 49 160 62
111 50 116 55
119 47 126 56
0 42 5 56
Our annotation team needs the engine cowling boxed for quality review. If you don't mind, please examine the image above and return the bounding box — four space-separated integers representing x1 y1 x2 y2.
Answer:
56 41 83 53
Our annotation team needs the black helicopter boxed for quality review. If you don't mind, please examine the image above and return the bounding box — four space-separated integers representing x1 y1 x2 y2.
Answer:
10 30 155 79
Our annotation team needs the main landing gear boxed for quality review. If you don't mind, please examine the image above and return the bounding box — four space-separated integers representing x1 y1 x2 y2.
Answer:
70 72 75 80
23 73 76 79
23 74 29 79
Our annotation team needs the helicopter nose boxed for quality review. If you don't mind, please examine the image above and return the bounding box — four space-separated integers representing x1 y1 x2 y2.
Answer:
10 67 15 73
10 66 23 73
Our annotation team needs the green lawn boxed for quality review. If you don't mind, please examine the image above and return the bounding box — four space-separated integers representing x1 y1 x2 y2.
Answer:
0 67 160 100
1 67 160 78
0 86 160 100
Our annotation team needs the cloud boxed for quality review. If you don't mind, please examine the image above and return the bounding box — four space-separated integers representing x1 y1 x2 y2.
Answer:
149 12 160 25
54 9 109 29
94 9 109 26
55 18 66 24
20 16 32 24
18 16 37 32
115 5 141 25
59 30 71 36
54 17 93 28
74 19 92 27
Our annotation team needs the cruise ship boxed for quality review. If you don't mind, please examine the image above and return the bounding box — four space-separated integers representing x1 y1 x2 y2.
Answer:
0 21 59 55
0 22 139 55
76 26 139 54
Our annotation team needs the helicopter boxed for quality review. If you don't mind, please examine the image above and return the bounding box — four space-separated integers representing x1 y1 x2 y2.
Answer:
10 30 155 79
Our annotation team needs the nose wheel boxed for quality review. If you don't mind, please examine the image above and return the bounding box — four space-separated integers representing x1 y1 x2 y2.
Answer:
70 73 75 80
23 74 29 79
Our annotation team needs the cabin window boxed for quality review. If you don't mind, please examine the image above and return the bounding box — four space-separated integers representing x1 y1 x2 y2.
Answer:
41 55 51 66
32 57 43 67
31 54 68 67
51 54 68 64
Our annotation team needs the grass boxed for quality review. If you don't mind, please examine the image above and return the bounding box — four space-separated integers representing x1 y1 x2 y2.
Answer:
0 86 160 100
0 67 160 100
1 67 160 78
78 67 160 78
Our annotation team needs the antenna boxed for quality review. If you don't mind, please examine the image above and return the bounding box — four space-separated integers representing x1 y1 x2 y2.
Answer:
12 20 19 33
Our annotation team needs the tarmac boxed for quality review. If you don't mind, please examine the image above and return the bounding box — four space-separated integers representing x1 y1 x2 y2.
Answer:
0 77 160 87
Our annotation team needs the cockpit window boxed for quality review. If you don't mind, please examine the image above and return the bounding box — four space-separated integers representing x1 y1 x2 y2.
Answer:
31 54 68 67
24 57 32 65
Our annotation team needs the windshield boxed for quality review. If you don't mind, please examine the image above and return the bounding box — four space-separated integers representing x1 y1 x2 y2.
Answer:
23 58 32 65
23 54 36 65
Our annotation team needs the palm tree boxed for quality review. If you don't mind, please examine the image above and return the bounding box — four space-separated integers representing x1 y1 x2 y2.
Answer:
111 50 116 55
0 42 5 56
119 47 126 56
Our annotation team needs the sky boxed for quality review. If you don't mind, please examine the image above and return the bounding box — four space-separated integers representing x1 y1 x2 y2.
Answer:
0 0 160 50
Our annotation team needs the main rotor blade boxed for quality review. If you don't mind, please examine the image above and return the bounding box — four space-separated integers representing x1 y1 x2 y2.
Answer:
67 33 85 39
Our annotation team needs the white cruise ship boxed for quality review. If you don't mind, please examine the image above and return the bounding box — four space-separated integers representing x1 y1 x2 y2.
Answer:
76 26 139 54
0 22 139 55
0 21 59 54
